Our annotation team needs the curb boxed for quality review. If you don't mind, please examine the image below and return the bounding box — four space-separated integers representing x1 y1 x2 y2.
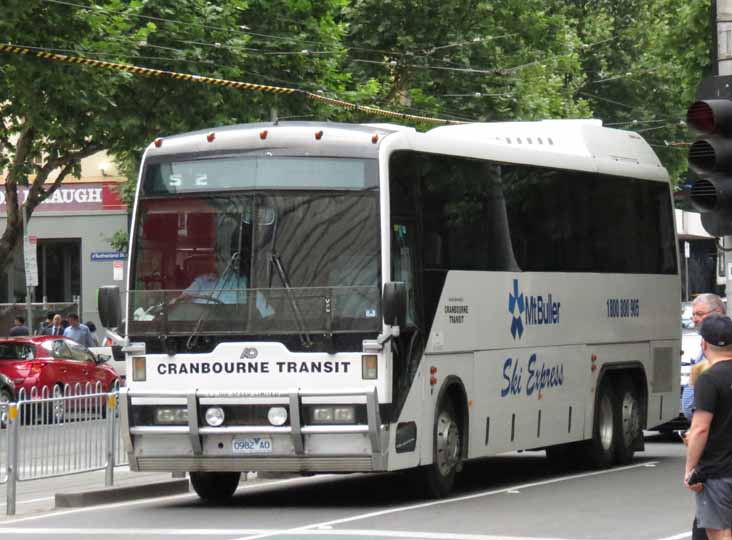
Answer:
55 478 190 508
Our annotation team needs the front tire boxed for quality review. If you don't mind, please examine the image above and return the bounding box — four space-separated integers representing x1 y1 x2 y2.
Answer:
190 472 241 502
614 379 642 464
423 399 461 498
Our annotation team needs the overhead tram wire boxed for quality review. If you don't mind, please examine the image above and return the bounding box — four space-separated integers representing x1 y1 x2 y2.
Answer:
0 43 465 126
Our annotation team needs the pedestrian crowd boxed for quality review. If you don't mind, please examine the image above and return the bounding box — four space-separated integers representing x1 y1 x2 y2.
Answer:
5 311 99 347
682 294 732 540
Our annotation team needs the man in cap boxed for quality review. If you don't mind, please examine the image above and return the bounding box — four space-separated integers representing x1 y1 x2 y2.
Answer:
684 313 732 540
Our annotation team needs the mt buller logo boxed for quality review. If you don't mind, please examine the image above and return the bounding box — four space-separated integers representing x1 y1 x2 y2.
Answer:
508 279 561 340
508 279 525 339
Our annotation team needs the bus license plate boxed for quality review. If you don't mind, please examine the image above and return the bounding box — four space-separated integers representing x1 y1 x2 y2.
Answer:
232 437 272 454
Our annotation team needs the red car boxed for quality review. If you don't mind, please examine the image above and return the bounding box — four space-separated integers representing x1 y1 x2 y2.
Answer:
0 336 119 403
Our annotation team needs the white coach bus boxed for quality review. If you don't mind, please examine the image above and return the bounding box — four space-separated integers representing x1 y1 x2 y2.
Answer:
99 119 680 501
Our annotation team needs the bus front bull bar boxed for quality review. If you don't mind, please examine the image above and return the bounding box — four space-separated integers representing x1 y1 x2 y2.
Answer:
118 387 384 458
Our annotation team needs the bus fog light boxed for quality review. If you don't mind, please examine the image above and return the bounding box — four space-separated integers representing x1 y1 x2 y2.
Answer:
205 406 225 427
362 354 378 379
268 406 288 426
155 407 188 425
132 356 146 381
334 407 355 423
312 407 334 423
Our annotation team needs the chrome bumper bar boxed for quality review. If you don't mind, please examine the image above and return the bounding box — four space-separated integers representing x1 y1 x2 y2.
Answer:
119 387 384 460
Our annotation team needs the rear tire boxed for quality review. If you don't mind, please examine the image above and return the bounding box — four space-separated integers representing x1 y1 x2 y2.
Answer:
579 380 617 468
190 472 241 502
614 379 642 465
422 399 461 498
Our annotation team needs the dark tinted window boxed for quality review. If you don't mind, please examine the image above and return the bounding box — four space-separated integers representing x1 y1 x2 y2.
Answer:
0 343 34 360
390 151 677 275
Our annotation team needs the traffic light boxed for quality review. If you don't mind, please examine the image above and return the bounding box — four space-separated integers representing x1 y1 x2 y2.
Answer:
688 75 732 236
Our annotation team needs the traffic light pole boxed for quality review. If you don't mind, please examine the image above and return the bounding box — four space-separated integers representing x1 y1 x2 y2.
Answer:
717 0 732 313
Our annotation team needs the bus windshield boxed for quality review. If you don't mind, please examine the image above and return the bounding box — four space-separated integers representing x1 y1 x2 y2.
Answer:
130 163 381 338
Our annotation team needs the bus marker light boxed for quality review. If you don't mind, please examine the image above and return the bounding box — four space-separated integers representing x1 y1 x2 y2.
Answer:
132 356 147 381
362 354 378 379
315 130 323 140
430 376 437 386
154 138 163 148
260 130 268 140
430 366 437 374
372 134 379 144
206 132 216 142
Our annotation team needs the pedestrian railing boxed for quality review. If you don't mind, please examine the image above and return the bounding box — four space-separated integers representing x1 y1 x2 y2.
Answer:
0 382 127 515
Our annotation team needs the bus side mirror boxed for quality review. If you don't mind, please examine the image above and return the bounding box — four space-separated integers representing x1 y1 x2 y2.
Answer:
382 282 407 328
98 286 122 329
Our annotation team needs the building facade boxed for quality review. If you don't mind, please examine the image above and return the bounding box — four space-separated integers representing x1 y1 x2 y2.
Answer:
0 152 128 331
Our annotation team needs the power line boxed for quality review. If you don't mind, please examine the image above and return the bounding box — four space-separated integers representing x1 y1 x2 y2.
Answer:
0 43 465 125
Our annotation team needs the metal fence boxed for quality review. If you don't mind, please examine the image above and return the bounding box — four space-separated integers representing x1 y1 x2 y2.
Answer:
0 382 127 515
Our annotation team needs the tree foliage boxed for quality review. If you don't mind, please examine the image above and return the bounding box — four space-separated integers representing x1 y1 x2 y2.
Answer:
0 0 714 273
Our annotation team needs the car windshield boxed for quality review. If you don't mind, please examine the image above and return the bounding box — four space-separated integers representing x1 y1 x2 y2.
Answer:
0 343 34 360
129 189 381 337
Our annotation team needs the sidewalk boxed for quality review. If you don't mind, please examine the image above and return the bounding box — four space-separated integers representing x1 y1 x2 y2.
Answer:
0 467 188 520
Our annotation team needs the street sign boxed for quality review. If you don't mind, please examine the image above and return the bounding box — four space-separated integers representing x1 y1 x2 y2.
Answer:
91 251 126 261
23 234 38 287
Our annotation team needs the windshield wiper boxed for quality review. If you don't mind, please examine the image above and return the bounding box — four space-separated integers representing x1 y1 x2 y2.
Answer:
271 251 313 349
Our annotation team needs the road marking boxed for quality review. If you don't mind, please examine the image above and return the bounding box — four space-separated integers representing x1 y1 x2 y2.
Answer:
234 461 659 540
0 528 689 540
0 528 586 539
653 534 691 540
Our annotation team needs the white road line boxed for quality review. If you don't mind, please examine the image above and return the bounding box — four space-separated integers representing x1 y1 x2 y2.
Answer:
0 528 585 539
0 527 690 540
0 476 323 525
234 461 659 540
653 533 691 540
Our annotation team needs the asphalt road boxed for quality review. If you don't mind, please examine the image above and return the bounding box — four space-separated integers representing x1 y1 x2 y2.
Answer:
0 433 694 540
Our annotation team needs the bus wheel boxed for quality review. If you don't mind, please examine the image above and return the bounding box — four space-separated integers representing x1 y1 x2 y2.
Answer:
424 399 461 498
585 381 617 468
615 379 642 465
190 472 241 502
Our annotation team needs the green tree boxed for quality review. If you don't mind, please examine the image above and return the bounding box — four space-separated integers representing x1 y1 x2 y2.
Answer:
0 0 346 272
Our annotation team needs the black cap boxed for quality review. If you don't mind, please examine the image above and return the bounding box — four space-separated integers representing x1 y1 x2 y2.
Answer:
699 313 732 346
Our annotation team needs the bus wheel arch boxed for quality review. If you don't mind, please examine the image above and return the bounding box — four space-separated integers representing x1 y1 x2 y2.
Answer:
423 376 469 498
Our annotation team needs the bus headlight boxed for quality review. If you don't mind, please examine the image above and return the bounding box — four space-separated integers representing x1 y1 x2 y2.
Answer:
311 406 355 424
154 407 188 425
267 406 288 426
205 406 225 427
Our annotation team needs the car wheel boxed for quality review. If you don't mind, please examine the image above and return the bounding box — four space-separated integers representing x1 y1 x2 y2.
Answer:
45 384 65 425
422 398 461 498
0 387 12 428
190 472 241 502
615 379 642 465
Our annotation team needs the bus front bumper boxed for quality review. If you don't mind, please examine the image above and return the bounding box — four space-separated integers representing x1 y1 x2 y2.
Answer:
118 388 389 473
